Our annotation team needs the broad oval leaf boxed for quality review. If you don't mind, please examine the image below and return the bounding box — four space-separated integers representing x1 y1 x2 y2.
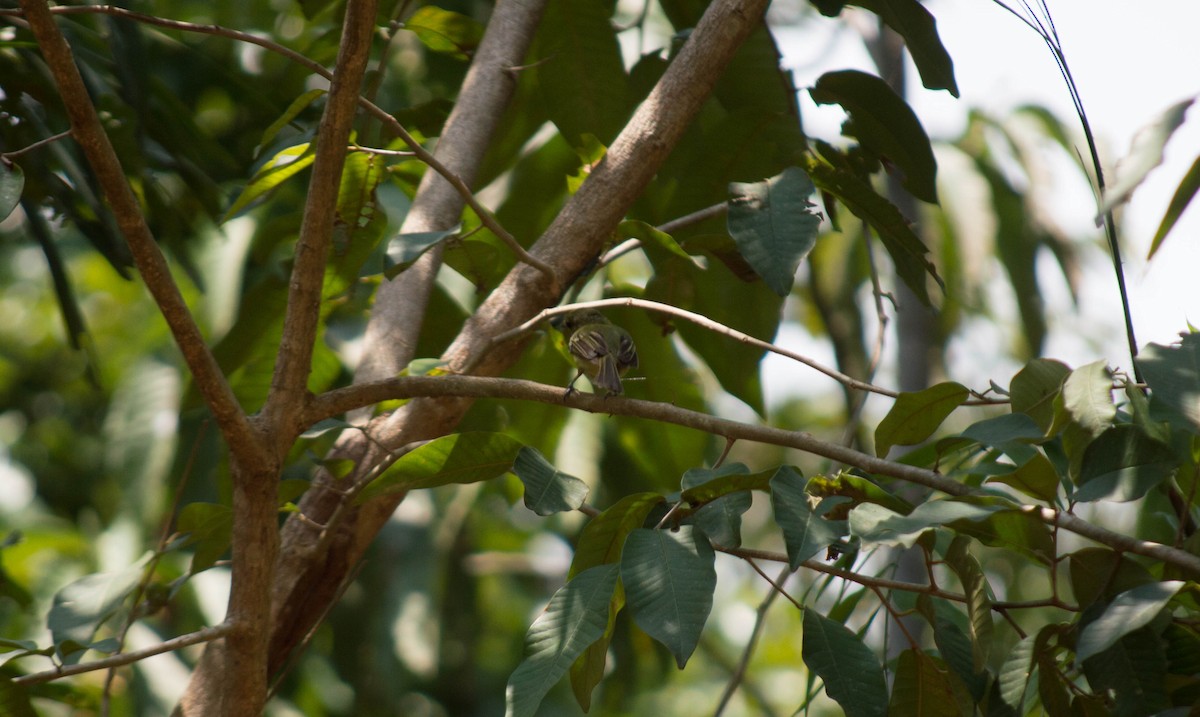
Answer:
620 527 716 668
726 166 822 296
404 6 484 60
849 499 1003 549
801 608 888 717
944 537 993 671
854 0 958 97
888 650 973 717
1010 358 1070 433
512 447 590 516
1061 360 1115 437
384 226 461 279
505 564 620 717
569 493 663 578
810 70 939 204
0 161 23 221
48 555 152 664
682 464 756 548
875 381 969 457
356 432 524 502
1076 581 1185 662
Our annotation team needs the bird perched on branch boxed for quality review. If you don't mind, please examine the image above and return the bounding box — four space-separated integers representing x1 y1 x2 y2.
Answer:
553 309 639 396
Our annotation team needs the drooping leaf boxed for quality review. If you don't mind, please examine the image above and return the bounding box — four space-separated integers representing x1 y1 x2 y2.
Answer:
1148 155 1200 259
0 161 23 221
849 0 958 96
570 494 663 578
810 70 939 203
944 537 992 671
1068 548 1157 610
680 467 773 505
511 447 590 516
1074 424 1176 502
986 451 1060 502
403 6 484 60
801 608 888 717
849 499 1003 549
620 527 716 668
1060 360 1115 437
619 219 703 268
803 149 939 305
726 166 823 296
357 432 524 502
256 89 325 154
994 631 1036 715
1137 334 1200 435
770 465 847 567
1096 98 1194 219
887 650 973 717
505 564 620 717
1076 581 1185 662
875 381 969 457
1080 626 1171 715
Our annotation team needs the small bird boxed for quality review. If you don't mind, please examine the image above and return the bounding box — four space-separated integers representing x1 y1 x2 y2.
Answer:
554 309 639 396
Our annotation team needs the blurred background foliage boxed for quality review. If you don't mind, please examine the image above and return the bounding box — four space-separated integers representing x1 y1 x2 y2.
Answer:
0 0 1117 714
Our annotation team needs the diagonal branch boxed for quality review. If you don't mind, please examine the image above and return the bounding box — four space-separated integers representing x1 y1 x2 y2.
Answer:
15 0 261 464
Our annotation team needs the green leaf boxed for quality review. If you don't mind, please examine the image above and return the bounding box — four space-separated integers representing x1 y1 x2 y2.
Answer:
887 650 973 717
771 466 847 567
1068 548 1157 610
0 161 23 221
810 70 939 203
569 493 663 578
300 418 354 440
512 447 590 516
619 219 702 268
1076 581 1184 662
505 564 620 717
681 464 754 548
943 537 992 671
223 142 315 220
256 89 325 153
848 0 958 97
384 226 461 278
1060 360 1115 437
1075 424 1176 502
680 466 773 505
726 166 823 296
986 452 1060 503
533 0 627 147
849 499 1003 549
801 609 888 717
620 527 716 668
1080 626 1170 715
1148 154 1200 259
357 432 524 502
0 676 35 717
176 502 233 573
404 6 484 60
1009 358 1070 433
803 149 939 305
336 150 384 230
1137 334 1200 434
48 555 151 663
994 631 1036 714
928 602 988 703
1097 98 1194 219
875 381 969 457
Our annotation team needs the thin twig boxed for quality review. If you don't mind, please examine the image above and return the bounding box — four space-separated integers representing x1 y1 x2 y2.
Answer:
14 624 233 686
0 129 73 161
713 562 792 717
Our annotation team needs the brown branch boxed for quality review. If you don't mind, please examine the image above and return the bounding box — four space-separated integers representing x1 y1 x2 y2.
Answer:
296 373 1200 575
13 624 232 687
14 0 261 463
260 0 378 439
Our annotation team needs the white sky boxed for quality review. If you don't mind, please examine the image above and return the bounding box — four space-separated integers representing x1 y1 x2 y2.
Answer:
765 0 1200 401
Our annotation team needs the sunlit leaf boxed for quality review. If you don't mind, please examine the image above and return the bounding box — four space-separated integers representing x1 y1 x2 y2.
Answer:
357 432 524 502
1009 358 1070 433
621 527 715 668
256 89 325 154
619 219 702 268
875 381 969 457
223 142 315 220
404 6 484 60
505 564 620 717
48 555 151 664
1076 581 1184 661
801 609 888 717
1096 98 1194 219
511 447 590 516
849 499 1003 548
727 166 822 296
1137 334 1200 435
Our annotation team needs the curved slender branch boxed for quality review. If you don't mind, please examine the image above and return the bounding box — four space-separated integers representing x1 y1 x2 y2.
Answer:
13 624 232 687
0 3 557 287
